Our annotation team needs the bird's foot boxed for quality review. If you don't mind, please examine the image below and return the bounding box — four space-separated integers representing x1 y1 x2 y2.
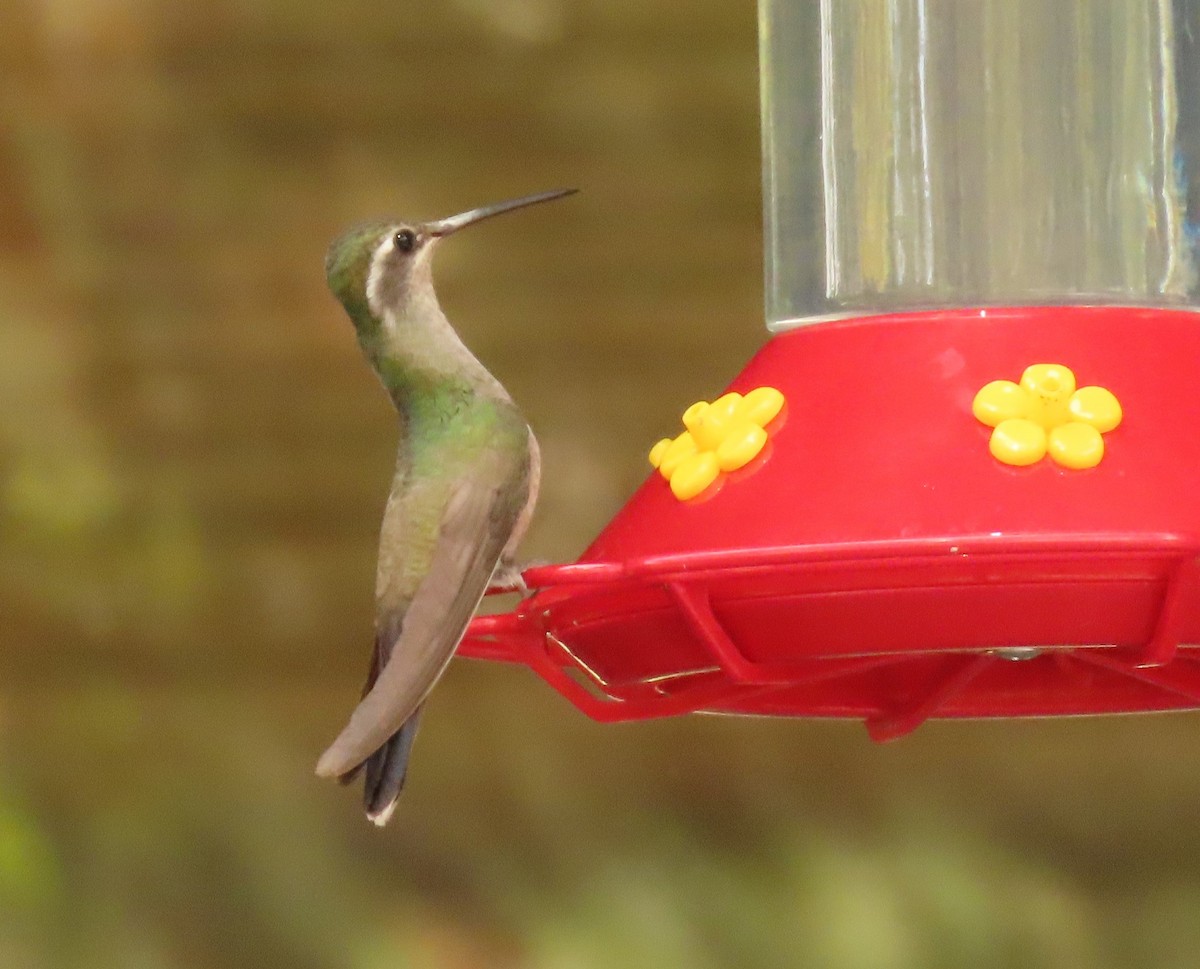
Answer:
487 561 527 595
487 559 549 596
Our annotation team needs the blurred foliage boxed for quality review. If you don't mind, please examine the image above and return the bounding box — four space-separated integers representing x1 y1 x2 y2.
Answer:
2 1 1200 967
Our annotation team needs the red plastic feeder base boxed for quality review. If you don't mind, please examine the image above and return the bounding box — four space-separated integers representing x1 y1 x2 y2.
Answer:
460 307 1200 739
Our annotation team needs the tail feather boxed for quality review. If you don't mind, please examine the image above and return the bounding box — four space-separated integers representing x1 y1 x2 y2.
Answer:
361 708 422 826
328 631 421 826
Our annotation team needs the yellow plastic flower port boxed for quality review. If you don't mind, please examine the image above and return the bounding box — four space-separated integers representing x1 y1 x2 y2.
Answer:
649 387 785 500
972 363 1121 469
989 419 1047 466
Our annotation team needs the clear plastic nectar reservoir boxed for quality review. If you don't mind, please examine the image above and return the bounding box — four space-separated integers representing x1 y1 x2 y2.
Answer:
760 0 1200 328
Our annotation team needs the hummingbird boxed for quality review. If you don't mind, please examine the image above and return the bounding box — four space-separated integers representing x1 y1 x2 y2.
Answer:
315 188 576 825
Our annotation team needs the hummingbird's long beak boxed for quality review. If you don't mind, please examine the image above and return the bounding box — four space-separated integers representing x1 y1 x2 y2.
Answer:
426 188 578 237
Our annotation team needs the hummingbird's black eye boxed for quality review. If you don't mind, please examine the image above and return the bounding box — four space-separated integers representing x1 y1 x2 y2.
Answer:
394 229 417 253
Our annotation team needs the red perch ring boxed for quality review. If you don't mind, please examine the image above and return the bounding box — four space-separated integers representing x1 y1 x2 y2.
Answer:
460 306 1200 739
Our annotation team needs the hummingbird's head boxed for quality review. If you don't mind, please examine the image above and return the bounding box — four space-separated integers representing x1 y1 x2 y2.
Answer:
324 219 434 334
325 188 578 335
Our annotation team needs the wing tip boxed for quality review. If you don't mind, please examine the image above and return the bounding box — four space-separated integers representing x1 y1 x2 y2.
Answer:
315 743 352 779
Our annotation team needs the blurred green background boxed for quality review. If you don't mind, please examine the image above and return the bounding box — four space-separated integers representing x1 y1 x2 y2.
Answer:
3 2 1200 967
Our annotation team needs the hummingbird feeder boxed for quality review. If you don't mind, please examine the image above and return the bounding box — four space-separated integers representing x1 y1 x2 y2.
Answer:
460 1 1200 739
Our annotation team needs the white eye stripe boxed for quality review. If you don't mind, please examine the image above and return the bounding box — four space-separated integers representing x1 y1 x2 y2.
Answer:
365 233 398 318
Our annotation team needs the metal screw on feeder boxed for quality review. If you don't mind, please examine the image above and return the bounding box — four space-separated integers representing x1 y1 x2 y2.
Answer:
461 1 1200 738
